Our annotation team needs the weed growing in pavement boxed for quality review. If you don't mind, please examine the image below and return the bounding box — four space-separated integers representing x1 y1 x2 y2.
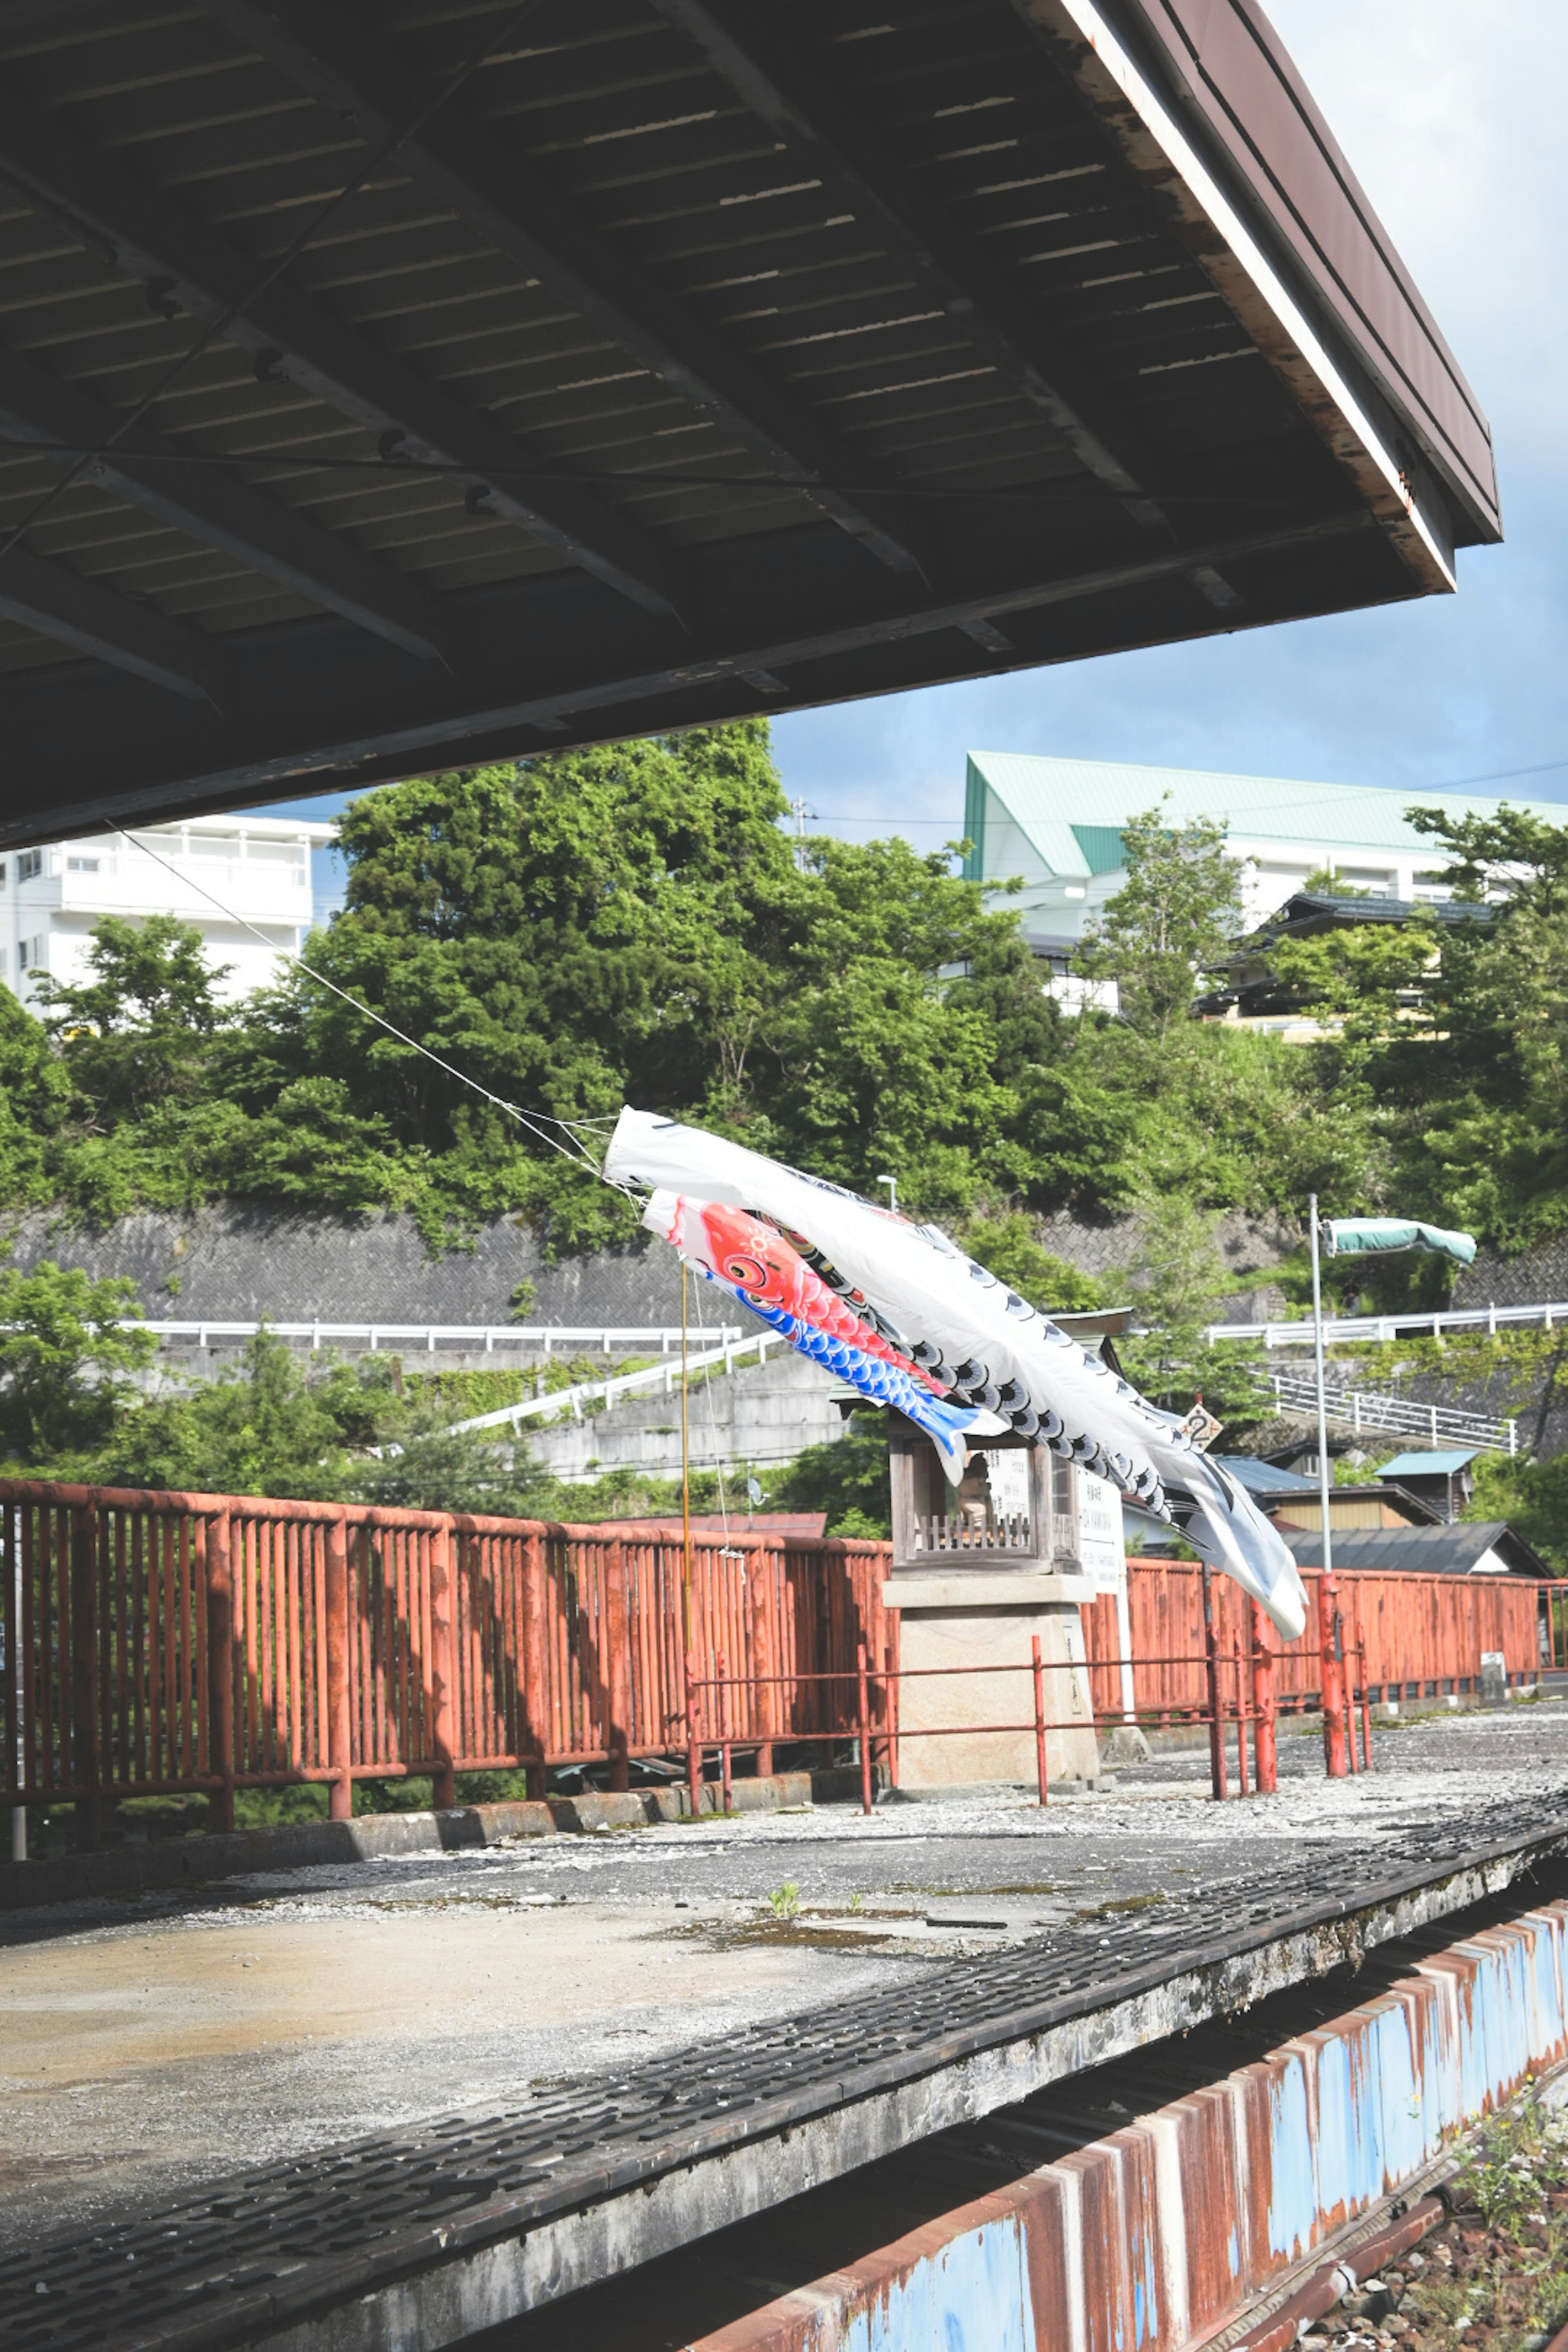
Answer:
765 1882 801 1920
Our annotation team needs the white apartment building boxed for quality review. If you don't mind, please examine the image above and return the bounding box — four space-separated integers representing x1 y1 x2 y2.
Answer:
1 813 339 1006
962 751 1566 956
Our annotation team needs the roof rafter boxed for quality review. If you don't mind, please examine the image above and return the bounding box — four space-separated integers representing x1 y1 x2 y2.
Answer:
0 80 686 625
0 341 450 662
645 0 1243 609
0 543 224 703
205 0 938 584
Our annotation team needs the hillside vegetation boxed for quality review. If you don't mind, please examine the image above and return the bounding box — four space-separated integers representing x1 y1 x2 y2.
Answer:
14 719 1553 1271
2 722 1564 1525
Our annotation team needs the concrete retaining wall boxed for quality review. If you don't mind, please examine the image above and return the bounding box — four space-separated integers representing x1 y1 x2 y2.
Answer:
530 1348 846 1479
693 1901 1568 2351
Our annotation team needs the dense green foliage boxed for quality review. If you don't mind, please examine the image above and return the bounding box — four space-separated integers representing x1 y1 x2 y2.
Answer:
8 726 1560 1274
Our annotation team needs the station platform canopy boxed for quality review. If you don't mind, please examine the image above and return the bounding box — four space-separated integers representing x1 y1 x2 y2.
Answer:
0 0 1500 845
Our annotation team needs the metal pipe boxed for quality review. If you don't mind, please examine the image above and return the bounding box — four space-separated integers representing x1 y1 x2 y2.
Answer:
717 1646 732 1815
1234 1633 1250 1799
1252 1601 1278 1795
1201 1564 1227 1800
1032 1634 1048 1809
684 1649 701 1818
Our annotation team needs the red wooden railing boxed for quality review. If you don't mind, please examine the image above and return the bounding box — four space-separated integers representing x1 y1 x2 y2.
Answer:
1080 1561 1550 1722
0 1478 1550 1842
0 1483 891 1834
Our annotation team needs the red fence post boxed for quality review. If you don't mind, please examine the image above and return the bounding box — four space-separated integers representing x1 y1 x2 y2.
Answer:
856 1639 872 1816
717 1646 733 1815
884 1639 899 1791
69 1503 100 1850
521 1530 547 1801
205 1510 236 1833
752 1550 775 1782
1358 1624 1374 1770
1233 1633 1250 1799
1251 1601 1278 1795
1319 1569 1348 1778
684 1649 702 1817
605 1537 630 1794
1201 1565 1227 1802
324 1513 352 1823
429 1522 457 1810
1032 1633 1048 1809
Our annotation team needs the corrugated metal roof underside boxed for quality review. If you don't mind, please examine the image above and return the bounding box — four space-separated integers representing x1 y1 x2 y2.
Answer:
0 0 1492 833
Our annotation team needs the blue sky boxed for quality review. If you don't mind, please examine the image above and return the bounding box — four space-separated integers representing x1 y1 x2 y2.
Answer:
261 0 1568 876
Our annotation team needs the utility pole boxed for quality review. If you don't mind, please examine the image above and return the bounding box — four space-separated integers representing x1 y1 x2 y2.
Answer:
788 797 815 871
878 1173 899 1216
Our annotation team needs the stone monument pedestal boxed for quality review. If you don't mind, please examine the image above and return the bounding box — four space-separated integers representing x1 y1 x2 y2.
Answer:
881 1423 1103 1791
883 1568 1100 1788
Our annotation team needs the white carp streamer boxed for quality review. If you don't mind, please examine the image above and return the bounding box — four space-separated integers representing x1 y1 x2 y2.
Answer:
606 1108 1307 1641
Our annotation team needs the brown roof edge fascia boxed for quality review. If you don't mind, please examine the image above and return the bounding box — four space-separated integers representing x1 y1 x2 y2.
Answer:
1009 0 1492 591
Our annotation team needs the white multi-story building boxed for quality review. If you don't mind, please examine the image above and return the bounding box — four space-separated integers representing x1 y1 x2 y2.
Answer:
962 751 1567 956
1 813 339 1006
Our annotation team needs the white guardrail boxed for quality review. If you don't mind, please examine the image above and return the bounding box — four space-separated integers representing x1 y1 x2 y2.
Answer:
1207 1301 1568 1348
116 1321 748 1354
1265 1370 1517 1455
446 1330 784 1435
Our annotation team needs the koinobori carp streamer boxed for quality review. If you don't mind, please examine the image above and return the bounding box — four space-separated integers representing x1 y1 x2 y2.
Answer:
644 1189 998 1483
606 1109 1308 1640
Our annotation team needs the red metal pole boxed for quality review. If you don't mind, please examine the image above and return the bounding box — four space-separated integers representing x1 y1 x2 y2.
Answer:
324 1512 352 1823
1233 1633 1250 1799
856 1639 872 1815
206 1510 236 1833
70 1504 100 1851
884 1639 899 1791
1343 1600 1361 1775
1032 1634 1048 1809
752 1551 775 1782
605 1536 630 1794
684 1648 702 1818
1202 1566 1227 1801
1251 1601 1278 1796
717 1645 733 1815
429 1523 457 1810
1358 1626 1374 1770
1319 1570 1348 1779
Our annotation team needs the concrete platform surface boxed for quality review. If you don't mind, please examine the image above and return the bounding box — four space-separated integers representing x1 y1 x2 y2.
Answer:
2 1701 1565 2254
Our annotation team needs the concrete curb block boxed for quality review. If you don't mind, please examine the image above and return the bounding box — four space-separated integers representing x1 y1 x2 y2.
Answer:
0 1771 817 1910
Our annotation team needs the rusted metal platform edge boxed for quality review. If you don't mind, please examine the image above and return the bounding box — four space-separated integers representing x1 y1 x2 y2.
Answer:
36 1810 1564 2352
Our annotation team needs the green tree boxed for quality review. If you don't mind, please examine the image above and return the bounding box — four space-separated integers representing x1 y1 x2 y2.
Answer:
36 914 227 1123
1074 799 1246 1041
0 1261 154 1463
958 1212 1106 1312
1117 1194 1267 1432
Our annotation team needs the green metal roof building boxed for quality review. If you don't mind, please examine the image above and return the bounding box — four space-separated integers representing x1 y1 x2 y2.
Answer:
962 751 1565 958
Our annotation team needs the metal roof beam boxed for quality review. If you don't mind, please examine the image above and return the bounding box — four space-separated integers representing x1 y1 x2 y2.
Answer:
0 82 686 625
646 0 1165 508
0 545 223 703
643 0 1244 608
205 0 935 583
0 341 450 662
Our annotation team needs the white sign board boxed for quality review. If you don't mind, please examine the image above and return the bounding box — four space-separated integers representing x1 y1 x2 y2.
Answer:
1076 1470 1127 1596
981 1447 1031 1525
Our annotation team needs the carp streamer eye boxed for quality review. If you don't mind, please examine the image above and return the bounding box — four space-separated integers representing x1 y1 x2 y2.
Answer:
725 1252 770 1293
